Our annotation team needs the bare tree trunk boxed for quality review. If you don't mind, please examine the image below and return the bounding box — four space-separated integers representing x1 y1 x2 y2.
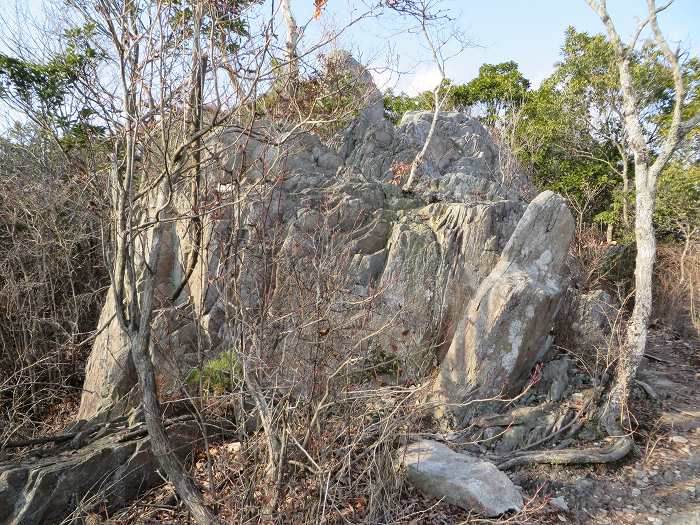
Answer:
280 0 299 91
130 291 219 525
133 366 218 525
103 3 218 521
679 227 695 283
621 164 630 228
607 165 655 416
614 141 631 229
123 191 219 525
402 94 443 191
401 10 452 191
587 0 699 420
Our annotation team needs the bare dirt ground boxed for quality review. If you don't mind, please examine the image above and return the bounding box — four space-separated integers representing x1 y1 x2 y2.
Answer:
509 326 700 525
81 326 699 524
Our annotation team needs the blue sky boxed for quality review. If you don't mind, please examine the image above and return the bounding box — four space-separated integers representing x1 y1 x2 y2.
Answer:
5 0 700 97
283 0 700 94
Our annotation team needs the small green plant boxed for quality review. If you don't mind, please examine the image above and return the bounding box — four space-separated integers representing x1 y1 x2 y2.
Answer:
186 351 242 395
372 346 401 377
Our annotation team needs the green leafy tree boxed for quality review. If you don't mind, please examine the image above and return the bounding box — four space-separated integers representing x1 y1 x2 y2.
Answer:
516 27 696 237
516 29 629 232
0 23 103 167
456 61 530 124
655 163 700 280
383 80 455 123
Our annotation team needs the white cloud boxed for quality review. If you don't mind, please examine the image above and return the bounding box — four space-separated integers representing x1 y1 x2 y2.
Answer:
370 68 396 92
405 66 442 96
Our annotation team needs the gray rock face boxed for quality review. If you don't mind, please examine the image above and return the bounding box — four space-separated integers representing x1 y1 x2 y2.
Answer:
78 289 135 421
78 228 207 422
76 59 570 426
571 289 618 349
372 200 524 377
434 191 575 422
343 110 529 202
0 422 199 525
78 109 539 421
398 439 523 516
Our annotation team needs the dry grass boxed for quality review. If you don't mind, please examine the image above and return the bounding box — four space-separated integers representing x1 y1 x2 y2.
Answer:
88 382 553 524
0 131 108 443
654 241 700 340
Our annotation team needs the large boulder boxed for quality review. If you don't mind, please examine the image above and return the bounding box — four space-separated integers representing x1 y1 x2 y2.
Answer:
78 108 535 421
434 191 575 423
398 439 523 516
373 200 523 378
75 55 560 425
567 288 618 351
0 421 200 525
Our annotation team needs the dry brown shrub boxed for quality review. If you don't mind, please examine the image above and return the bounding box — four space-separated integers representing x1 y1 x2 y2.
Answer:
0 130 108 440
566 225 699 342
566 223 634 294
389 161 411 185
654 241 700 339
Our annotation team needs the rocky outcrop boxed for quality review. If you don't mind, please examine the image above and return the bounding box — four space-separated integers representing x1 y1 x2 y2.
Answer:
0 420 201 525
341 110 531 202
75 58 571 436
434 191 575 423
77 109 536 421
7 55 587 525
398 439 523 516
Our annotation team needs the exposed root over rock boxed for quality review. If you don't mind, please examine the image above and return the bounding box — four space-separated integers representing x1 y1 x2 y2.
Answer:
497 420 633 470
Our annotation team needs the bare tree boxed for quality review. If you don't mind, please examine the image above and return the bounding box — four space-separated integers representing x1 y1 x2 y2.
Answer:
93 1 219 522
390 1 467 191
280 0 300 89
585 0 700 420
401 18 449 190
50 0 400 521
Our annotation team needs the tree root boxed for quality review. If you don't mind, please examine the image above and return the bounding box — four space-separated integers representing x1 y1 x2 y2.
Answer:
473 403 555 428
503 407 584 456
497 420 633 470
3 432 78 449
635 380 659 401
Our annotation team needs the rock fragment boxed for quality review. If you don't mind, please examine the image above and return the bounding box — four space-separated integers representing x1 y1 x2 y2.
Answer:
398 439 523 517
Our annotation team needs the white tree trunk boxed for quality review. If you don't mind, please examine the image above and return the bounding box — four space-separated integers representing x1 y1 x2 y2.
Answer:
608 165 656 417
401 17 449 192
621 158 630 228
586 0 698 423
280 0 299 88
402 96 442 191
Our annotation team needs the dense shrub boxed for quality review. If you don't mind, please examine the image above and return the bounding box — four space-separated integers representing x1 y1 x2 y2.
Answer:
654 242 700 339
0 125 107 438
